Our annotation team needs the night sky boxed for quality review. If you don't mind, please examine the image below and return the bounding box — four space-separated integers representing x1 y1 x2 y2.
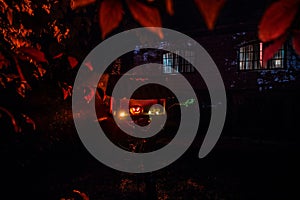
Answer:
163 0 269 33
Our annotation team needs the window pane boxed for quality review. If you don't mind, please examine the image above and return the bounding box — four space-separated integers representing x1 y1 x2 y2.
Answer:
162 50 195 74
163 53 173 73
239 42 285 70
266 46 284 69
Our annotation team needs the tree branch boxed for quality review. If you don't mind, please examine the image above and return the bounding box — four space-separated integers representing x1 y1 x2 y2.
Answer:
0 106 20 133
13 56 31 90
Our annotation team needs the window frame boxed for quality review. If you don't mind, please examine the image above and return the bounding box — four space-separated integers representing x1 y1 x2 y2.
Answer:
162 50 195 74
238 41 286 71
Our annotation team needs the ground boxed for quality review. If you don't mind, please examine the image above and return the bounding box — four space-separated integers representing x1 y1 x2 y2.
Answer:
1 100 299 200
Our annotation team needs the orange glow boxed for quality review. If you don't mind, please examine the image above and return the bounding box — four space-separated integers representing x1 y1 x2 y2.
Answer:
129 105 143 115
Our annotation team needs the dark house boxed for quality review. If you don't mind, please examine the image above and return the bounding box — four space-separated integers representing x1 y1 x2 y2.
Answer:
193 30 300 140
100 27 300 141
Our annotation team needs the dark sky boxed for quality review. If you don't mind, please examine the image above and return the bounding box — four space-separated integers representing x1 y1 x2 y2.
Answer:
164 0 271 34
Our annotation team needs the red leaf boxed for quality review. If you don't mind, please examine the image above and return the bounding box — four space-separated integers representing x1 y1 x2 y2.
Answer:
71 0 96 10
53 52 64 59
258 0 299 42
17 82 26 98
166 0 174 16
19 47 48 63
0 107 20 133
68 56 78 68
263 35 286 67
292 30 300 55
62 88 69 100
37 65 47 77
84 86 95 103
99 0 124 39
21 113 36 130
73 190 89 200
194 0 226 30
126 0 163 39
84 61 94 71
61 83 72 100
7 8 13 25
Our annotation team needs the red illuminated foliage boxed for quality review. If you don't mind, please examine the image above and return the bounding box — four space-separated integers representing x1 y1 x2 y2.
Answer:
293 30 300 55
0 106 22 132
126 0 163 39
60 82 73 100
53 52 64 59
67 56 79 69
6 7 13 25
259 0 300 62
98 0 163 39
166 0 174 16
262 35 287 67
33 64 47 79
19 47 48 63
70 0 96 10
99 0 124 39
258 0 299 42
2 0 300 104
72 189 90 200
84 86 95 103
194 0 226 30
84 61 94 71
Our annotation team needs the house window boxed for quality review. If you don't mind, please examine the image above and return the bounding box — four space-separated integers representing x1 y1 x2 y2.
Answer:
163 52 175 73
239 42 285 70
162 50 195 74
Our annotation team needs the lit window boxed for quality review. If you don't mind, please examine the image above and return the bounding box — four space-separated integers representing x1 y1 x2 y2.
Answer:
239 42 285 70
162 50 195 74
163 52 175 73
